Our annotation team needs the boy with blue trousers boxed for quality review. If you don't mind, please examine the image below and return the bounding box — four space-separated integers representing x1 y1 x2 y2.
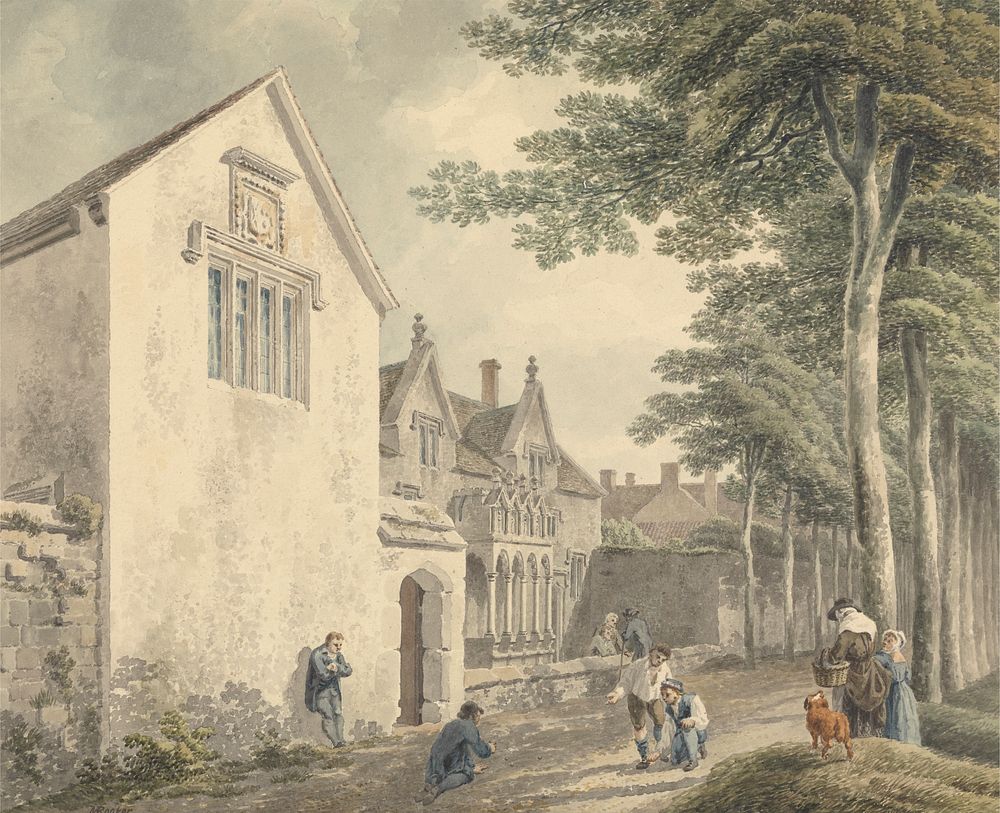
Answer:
660 677 709 771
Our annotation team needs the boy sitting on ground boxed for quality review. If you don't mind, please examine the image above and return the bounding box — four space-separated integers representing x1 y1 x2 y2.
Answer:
660 678 709 772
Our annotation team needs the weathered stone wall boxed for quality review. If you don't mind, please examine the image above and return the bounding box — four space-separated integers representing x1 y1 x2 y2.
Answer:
1 500 104 806
566 548 848 660
464 644 723 713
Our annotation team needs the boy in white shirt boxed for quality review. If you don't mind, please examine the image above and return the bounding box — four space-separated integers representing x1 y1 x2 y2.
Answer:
606 644 672 768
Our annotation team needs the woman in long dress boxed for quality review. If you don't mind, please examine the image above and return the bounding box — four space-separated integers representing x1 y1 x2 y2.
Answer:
874 630 921 745
823 598 890 738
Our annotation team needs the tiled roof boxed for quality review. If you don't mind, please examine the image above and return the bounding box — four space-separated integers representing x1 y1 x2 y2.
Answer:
555 448 604 498
378 361 407 419
447 391 490 433
454 441 497 477
1 70 281 247
636 521 704 546
462 405 517 457
602 484 660 520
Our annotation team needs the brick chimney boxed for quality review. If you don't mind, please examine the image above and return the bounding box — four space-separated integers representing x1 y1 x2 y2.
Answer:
599 469 617 492
480 359 501 408
660 462 679 493
704 469 718 515
625 472 636 487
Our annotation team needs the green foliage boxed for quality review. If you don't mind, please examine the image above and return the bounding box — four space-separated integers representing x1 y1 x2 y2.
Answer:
669 740 998 813
2 718 44 785
29 689 57 710
249 727 333 770
56 494 103 539
920 701 999 765
684 517 794 560
1 509 43 536
44 647 76 703
270 768 313 784
79 711 220 792
413 2 997 267
599 518 652 549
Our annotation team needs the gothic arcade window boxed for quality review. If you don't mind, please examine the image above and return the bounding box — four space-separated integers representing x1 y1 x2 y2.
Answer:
207 263 306 403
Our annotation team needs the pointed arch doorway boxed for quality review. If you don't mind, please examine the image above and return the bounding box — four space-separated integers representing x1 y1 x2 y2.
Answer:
398 567 449 726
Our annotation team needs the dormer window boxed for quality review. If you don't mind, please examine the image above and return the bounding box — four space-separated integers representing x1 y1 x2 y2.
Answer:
412 412 443 468
529 447 547 486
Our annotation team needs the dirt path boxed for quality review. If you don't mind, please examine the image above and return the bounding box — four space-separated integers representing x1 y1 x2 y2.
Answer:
60 657 821 812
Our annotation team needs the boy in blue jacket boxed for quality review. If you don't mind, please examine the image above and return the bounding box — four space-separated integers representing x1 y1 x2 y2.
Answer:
305 631 352 747
660 678 710 771
421 701 496 804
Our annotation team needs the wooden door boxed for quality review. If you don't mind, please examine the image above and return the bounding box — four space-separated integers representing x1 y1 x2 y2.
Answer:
399 576 425 725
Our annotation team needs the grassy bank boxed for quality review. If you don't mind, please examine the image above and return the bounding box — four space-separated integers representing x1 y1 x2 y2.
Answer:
668 739 999 813
920 671 999 765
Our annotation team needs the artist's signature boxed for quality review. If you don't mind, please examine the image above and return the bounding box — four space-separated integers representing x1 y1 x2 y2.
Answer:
89 806 132 813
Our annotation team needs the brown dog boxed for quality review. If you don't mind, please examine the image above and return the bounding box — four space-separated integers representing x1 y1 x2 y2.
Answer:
804 690 853 760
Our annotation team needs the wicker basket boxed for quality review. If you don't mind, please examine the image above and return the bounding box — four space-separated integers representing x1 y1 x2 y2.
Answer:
812 661 850 688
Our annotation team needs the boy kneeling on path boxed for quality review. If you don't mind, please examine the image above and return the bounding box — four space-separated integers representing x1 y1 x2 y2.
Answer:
606 644 672 769
660 678 709 772
421 701 495 805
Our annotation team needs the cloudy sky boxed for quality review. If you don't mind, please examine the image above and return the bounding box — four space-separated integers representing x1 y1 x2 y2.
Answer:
1 0 709 486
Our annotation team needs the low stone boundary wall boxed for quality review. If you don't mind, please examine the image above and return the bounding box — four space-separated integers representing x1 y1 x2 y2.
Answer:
464 644 723 713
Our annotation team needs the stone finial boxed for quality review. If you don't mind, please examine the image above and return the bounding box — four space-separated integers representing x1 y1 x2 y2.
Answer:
412 313 427 345
525 355 539 382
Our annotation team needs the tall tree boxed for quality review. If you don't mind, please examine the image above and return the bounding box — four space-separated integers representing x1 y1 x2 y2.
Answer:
628 309 819 667
414 1 997 632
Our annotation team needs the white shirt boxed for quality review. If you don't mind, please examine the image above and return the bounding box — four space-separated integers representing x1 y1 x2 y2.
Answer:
610 657 672 703
668 694 709 730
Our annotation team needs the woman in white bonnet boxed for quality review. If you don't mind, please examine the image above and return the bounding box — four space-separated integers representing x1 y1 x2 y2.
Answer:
874 629 921 744
822 598 891 738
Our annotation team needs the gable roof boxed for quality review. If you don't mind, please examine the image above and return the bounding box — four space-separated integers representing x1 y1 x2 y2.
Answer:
555 447 605 498
378 340 460 441
1 70 277 250
1 68 399 316
463 405 518 457
602 484 661 520
379 361 407 420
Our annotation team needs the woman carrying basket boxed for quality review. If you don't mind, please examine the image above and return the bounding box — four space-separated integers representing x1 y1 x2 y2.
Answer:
817 598 890 739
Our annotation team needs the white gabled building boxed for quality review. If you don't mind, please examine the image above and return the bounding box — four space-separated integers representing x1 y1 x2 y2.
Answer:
0 68 417 742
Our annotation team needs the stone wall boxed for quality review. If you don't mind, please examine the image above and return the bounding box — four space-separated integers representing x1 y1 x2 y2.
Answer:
1 500 104 805
464 644 723 713
565 548 849 660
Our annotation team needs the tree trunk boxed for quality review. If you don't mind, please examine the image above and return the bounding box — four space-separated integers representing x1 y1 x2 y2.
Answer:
958 454 981 684
781 484 796 660
986 488 1000 671
812 80 913 635
938 411 963 692
900 327 942 701
740 475 757 669
812 520 824 650
832 525 840 600
741 475 758 669
973 474 990 675
846 525 854 599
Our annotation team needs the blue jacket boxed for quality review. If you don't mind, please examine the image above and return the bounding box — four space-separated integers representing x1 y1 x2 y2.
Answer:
427 718 492 782
305 645 353 712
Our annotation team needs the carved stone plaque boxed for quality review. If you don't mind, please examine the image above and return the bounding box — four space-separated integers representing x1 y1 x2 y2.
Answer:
222 147 299 254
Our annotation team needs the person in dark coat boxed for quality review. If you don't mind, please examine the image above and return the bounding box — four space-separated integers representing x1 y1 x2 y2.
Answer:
622 608 652 660
421 701 495 804
305 631 353 746
822 598 890 738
